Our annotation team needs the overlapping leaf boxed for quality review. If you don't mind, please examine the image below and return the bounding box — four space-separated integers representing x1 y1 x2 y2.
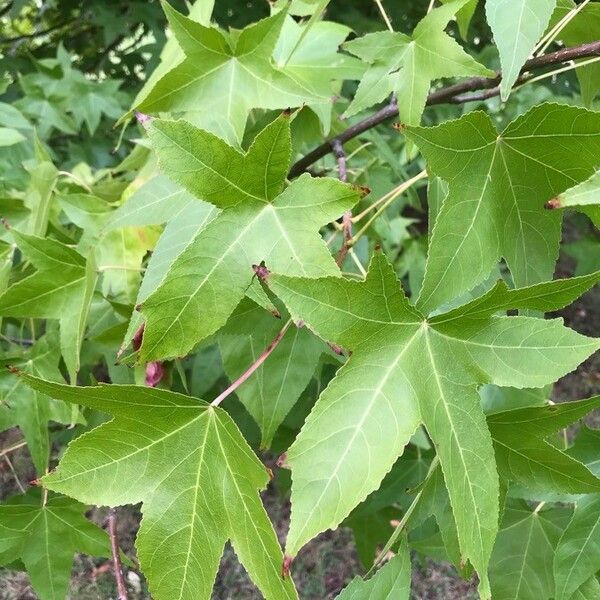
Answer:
219 298 324 447
486 0 557 100
0 492 112 600
405 103 600 313
0 332 72 474
0 231 97 383
336 537 411 600
138 113 360 361
134 3 327 144
268 252 600 597
344 0 493 124
555 170 600 227
18 374 298 600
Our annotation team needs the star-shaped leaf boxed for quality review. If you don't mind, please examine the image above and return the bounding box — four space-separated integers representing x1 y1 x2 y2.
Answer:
134 2 327 144
0 491 112 600
0 231 97 383
488 396 600 494
0 332 72 475
489 499 572 600
17 375 298 600
405 103 600 313
219 298 325 448
268 252 600 597
138 113 360 361
343 0 493 124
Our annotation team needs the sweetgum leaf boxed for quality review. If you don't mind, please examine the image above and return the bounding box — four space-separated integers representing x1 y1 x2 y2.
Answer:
0 492 112 600
139 113 359 361
489 499 572 600
344 0 493 124
0 333 73 474
336 536 411 599
269 252 600 597
18 375 298 600
488 397 600 493
554 495 600 600
0 231 97 383
486 0 557 100
134 3 327 144
405 103 600 313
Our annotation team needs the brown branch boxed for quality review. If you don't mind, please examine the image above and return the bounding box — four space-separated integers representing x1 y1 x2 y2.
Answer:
108 509 128 600
289 41 600 178
331 139 354 267
0 18 78 44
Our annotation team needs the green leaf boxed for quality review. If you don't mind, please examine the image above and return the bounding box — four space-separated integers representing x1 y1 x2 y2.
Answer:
489 500 572 600
219 299 324 447
440 0 479 39
486 0 557 100
272 16 364 132
344 0 493 125
0 127 26 147
0 231 97 383
571 577 600 600
405 104 600 313
554 495 600 600
268 252 599 597
139 114 359 361
19 374 298 600
23 157 58 238
0 333 72 474
488 398 600 494
555 170 600 227
431 270 600 323
134 3 326 144
0 491 112 600
569 427 600 477
336 536 411 600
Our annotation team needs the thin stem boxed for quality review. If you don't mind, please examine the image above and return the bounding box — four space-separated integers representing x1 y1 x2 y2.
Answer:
518 56 600 88
108 508 129 600
366 455 440 577
288 41 600 178
211 319 293 407
4 456 25 494
535 0 590 56
332 139 347 183
427 0 436 13
349 248 367 277
57 170 93 192
534 501 546 514
331 139 354 268
0 440 27 457
351 170 428 244
352 169 428 223
374 0 394 31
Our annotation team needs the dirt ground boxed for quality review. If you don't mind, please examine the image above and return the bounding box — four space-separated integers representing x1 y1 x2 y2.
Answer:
0 231 598 600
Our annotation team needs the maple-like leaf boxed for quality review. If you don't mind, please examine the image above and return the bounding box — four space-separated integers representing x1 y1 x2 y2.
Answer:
0 231 97 383
554 494 600 600
489 499 572 600
17 374 298 600
0 332 73 475
488 396 600 494
268 252 600 597
405 103 600 313
343 0 493 124
0 491 112 600
486 0 557 100
134 3 327 144
336 537 411 599
219 298 325 448
138 113 360 361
